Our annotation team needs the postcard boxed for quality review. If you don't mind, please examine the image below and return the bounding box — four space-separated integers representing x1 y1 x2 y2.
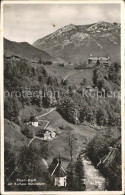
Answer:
0 0 124 194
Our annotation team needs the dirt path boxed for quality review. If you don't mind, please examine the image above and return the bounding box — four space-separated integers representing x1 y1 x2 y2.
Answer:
28 108 56 147
38 108 56 118
63 70 83 82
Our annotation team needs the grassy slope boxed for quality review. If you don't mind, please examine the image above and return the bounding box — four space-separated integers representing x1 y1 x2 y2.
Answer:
30 63 94 86
4 119 28 145
17 63 96 169
68 69 94 87
4 103 97 185
19 106 97 169
4 119 28 163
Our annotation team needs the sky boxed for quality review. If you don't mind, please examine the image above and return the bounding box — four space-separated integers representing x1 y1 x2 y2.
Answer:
3 3 121 44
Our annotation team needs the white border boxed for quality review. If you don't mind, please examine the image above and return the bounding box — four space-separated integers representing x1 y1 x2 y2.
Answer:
1 0 125 195
121 1 125 195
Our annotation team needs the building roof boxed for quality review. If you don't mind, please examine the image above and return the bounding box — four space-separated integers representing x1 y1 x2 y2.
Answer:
89 56 110 61
89 57 99 61
54 164 67 177
5 56 11 59
35 133 44 138
49 157 66 177
12 55 20 58
38 129 51 134
29 116 38 122
36 129 51 137
100 57 109 60
49 158 59 175
5 55 20 58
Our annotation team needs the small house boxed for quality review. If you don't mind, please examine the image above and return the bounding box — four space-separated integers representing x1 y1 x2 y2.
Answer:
11 55 20 61
51 131 57 138
5 55 20 61
36 129 51 140
49 156 67 187
88 56 99 65
36 129 56 140
29 116 38 127
5 56 11 60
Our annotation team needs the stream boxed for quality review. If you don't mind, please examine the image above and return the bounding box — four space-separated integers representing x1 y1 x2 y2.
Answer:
82 155 106 191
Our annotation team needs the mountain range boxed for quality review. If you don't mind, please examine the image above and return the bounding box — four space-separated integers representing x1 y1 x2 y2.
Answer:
33 21 121 63
4 38 53 61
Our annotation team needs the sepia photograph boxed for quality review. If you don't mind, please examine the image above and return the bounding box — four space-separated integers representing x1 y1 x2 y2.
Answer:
1 0 124 194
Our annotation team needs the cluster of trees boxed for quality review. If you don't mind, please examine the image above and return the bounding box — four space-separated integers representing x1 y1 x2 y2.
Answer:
57 93 120 127
57 63 120 127
4 59 59 123
67 159 85 191
57 97 80 124
4 59 121 129
93 63 120 92
66 132 86 191
5 141 50 191
4 96 22 124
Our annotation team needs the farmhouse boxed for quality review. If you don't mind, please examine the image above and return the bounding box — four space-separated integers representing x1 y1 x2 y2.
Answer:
49 156 67 187
5 56 11 60
36 129 56 140
51 131 57 138
11 55 20 61
36 129 51 140
57 58 68 67
5 55 20 61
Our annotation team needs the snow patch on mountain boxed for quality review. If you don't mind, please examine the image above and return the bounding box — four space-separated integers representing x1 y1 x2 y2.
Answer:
33 21 120 63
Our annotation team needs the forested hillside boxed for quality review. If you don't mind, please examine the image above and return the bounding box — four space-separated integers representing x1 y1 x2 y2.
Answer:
86 130 121 190
4 58 120 127
4 56 121 191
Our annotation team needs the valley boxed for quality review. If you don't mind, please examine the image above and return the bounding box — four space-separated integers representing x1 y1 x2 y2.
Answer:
4 21 121 191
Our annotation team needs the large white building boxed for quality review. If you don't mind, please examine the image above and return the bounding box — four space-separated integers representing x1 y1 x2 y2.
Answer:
88 54 111 66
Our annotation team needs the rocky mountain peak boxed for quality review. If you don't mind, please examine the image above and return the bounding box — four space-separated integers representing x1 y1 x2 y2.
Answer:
33 21 120 63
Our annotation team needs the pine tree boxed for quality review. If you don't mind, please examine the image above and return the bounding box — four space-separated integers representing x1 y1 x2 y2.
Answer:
75 159 86 191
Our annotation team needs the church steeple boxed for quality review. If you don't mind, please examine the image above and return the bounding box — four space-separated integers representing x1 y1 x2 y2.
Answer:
59 153 61 165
